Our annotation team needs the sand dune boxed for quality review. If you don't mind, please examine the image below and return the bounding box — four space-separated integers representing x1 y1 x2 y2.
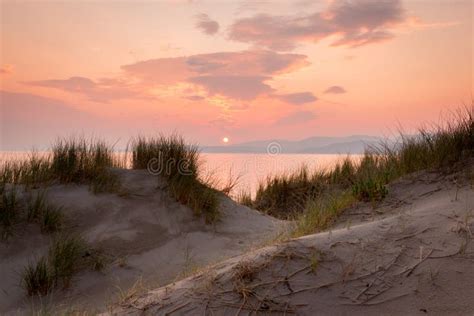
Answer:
0 169 285 314
107 169 474 315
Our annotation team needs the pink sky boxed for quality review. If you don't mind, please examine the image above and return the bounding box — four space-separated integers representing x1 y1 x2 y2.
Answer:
0 0 472 150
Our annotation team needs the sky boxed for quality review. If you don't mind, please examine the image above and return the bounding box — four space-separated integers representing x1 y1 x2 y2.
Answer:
0 0 472 150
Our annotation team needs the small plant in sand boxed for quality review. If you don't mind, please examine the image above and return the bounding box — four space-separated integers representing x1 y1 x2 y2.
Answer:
237 190 253 208
352 174 388 203
22 234 94 296
114 277 148 306
0 186 20 239
232 261 259 299
48 235 87 288
86 249 108 272
309 252 320 274
27 190 47 222
39 205 64 234
22 257 54 297
27 191 64 233
131 134 220 223
293 191 355 237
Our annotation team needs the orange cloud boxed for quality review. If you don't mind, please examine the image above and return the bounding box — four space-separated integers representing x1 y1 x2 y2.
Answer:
189 75 273 100
122 50 310 100
25 50 312 104
26 76 150 103
121 57 191 85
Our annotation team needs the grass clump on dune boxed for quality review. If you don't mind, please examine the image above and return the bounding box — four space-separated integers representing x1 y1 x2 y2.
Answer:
48 235 87 288
0 154 52 190
27 191 64 233
0 188 65 241
51 138 120 193
249 106 473 234
22 235 92 296
22 257 54 296
39 205 64 234
0 186 20 239
51 138 115 183
131 135 220 223
346 107 473 201
349 154 390 203
0 137 121 194
293 191 355 237
27 190 47 222
131 135 199 173
237 190 253 208
253 167 326 219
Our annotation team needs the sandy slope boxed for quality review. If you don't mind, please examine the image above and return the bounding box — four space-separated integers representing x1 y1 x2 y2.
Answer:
108 170 474 315
0 169 285 314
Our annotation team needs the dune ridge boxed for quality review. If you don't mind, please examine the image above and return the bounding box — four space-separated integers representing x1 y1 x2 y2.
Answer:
108 167 474 315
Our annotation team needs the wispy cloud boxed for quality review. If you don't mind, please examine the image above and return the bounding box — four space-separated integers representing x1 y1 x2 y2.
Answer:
123 50 310 100
324 86 346 94
229 0 407 50
26 76 148 103
189 75 273 100
195 13 219 35
275 92 317 105
25 50 310 103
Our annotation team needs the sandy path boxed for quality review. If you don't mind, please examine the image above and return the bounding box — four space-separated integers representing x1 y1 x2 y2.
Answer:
109 171 474 315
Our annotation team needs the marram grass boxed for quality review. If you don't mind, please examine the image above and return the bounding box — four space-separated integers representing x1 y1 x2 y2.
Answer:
21 234 91 296
249 106 473 234
0 137 121 193
131 134 220 223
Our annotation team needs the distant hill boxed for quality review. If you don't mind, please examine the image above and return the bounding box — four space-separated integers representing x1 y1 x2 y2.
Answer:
201 135 384 154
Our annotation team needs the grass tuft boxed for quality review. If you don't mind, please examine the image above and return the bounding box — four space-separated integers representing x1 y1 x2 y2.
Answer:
27 191 64 233
293 191 355 237
48 235 87 288
131 134 220 223
253 167 326 219
0 187 19 239
0 137 120 194
51 137 120 193
22 257 54 296
40 205 64 234
237 190 253 208
27 191 47 222
21 235 96 297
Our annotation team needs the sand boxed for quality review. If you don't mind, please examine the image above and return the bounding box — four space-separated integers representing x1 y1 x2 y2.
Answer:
106 169 474 315
0 169 285 314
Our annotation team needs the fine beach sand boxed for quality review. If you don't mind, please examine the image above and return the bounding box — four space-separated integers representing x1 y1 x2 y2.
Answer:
0 169 286 314
105 167 474 315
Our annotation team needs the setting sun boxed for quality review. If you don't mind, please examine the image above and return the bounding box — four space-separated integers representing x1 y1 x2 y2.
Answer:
222 137 229 143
